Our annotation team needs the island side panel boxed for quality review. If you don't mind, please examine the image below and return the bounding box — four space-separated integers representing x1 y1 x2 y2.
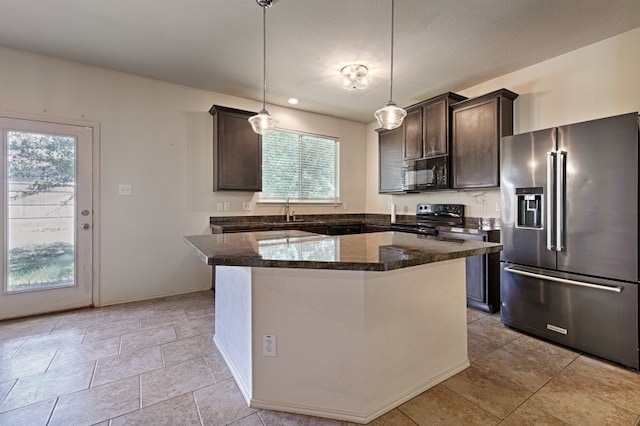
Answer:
363 258 469 414
251 267 369 417
213 265 253 402
247 260 469 423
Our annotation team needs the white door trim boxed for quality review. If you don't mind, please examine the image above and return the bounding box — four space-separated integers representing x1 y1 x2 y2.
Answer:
0 110 101 309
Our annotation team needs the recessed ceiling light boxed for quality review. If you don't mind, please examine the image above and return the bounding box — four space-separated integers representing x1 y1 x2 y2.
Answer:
287 98 299 105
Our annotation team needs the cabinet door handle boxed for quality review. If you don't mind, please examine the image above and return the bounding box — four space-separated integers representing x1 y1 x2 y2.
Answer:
504 266 622 293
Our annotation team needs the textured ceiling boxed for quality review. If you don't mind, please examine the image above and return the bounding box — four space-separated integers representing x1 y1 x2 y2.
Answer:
0 0 639 122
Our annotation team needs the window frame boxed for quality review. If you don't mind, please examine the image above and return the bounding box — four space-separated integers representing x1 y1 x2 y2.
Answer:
258 128 341 205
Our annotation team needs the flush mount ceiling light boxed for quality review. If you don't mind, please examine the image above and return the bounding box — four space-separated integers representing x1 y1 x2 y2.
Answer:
374 0 407 130
249 0 278 135
341 64 369 90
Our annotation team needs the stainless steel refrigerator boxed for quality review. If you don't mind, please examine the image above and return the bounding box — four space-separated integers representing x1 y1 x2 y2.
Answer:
500 112 640 369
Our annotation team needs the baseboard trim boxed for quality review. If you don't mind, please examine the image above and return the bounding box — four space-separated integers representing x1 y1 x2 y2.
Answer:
248 359 471 424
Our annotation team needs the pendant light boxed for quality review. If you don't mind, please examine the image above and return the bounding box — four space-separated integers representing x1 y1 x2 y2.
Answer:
249 0 278 135
374 0 407 130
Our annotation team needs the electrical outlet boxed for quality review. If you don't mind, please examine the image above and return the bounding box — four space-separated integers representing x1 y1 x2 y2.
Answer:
343 201 349 210
223 202 230 211
262 334 277 357
216 203 223 211
118 184 132 196
242 202 252 211
495 202 501 212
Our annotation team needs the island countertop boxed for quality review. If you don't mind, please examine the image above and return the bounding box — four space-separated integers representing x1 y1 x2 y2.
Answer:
184 230 502 271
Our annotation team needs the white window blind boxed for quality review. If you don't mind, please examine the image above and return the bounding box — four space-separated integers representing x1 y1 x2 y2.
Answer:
261 129 338 202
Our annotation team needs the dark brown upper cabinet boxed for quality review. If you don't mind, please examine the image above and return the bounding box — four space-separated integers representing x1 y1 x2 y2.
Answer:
403 107 423 160
209 105 262 192
403 92 467 161
451 89 518 189
378 125 405 194
423 93 467 157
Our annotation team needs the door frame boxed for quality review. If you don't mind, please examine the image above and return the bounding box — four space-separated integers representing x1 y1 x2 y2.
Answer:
0 110 101 309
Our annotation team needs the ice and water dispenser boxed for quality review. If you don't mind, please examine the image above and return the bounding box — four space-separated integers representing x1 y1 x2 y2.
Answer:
515 187 544 229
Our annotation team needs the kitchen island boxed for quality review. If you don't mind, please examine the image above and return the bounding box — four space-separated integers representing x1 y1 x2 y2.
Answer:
184 230 502 424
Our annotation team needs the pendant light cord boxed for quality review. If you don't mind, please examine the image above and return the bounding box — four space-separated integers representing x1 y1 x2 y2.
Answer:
388 0 395 103
261 4 267 111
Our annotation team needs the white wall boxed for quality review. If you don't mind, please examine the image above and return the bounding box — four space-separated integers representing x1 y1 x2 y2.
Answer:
2 26 638 304
366 27 640 218
0 46 366 305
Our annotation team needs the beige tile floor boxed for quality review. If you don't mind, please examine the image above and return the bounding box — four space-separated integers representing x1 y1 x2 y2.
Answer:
1 290 639 425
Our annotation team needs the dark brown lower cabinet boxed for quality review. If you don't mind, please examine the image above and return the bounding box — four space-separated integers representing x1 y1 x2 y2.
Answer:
301 225 329 234
441 229 501 313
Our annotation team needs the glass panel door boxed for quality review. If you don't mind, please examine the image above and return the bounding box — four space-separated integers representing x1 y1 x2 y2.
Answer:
7 131 76 292
0 116 93 320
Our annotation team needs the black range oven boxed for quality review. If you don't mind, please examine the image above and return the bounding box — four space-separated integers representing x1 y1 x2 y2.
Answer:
389 204 464 236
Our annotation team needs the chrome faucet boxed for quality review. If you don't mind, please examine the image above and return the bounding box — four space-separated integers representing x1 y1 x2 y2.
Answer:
285 198 291 222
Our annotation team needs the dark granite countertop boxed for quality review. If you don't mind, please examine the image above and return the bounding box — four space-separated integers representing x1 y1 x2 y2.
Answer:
184 230 502 272
210 214 388 233
209 214 500 234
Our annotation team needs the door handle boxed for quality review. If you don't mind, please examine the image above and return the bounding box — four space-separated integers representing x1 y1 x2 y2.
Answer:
556 150 566 252
546 151 555 250
504 266 622 293
81 223 91 230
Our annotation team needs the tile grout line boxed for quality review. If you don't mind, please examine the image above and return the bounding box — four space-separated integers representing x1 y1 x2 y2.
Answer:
561 355 640 419
45 348 61 373
79 325 90 345
192 391 205 426
160 343 167 369
0 379 18 409
500 352 583 423
139 375 143 410
44 396 58 426
393 407 420 426
435 384 502 423
89 358 99 388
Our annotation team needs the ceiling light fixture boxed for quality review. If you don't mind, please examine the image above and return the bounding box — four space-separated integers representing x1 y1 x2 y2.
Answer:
287 98 299 105
341 64 369 90
249 0 278 135
374 0 407 130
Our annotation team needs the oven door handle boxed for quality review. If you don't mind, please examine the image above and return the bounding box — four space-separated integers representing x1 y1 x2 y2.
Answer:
504 266 622 293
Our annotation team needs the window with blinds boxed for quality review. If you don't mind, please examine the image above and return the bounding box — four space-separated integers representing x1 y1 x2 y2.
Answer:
261 129 339 202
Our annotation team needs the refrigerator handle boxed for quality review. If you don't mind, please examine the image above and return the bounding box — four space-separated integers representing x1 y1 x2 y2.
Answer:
546 151 555 250
556 150 566 252
504 266 622 293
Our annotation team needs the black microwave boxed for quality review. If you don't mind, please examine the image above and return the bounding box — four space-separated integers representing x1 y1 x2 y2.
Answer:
403 156 449 191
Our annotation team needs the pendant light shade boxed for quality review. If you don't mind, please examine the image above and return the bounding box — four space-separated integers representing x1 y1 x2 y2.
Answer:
249 108 278 135
374 101 407 130
375 0 406 130
249 0 278 135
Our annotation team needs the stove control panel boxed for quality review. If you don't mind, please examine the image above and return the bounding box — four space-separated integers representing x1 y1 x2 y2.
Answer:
416 204 464 217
